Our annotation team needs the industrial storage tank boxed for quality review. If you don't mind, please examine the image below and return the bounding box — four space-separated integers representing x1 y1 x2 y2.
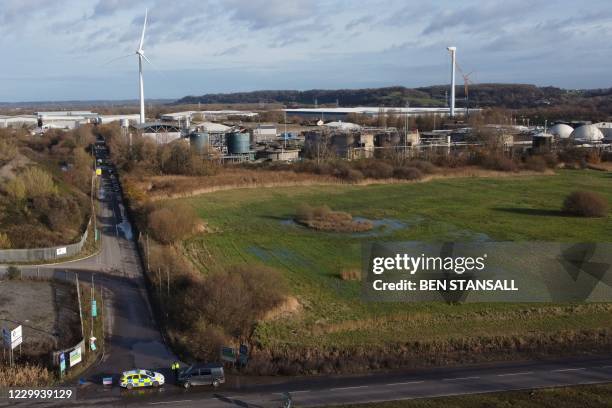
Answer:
227 132 250 154
549 123 573 139
570 125 604 142
190 132 209 153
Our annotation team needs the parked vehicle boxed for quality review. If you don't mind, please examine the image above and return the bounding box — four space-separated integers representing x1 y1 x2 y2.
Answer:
119 369 165 389
178 364 225 389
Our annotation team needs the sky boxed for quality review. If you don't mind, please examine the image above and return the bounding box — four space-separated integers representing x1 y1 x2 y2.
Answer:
1 0 612 102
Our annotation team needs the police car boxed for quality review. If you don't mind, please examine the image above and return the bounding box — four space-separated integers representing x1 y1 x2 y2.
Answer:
119 369 165 389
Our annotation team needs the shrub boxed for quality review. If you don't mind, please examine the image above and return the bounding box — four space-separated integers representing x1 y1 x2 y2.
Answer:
7 266 20 280
524 155 548 172
0 232 11 249
295 204 314 221
393 167 423 180
148 204 198 244
0 138 17 165
357 160 394 179
295 204 373 232
343 169 364 183
474 152 518 172
562 191 609 217
409 160 437 174
19 167 58 197
0 364 51 387
313 205 332 219
184 265 288 338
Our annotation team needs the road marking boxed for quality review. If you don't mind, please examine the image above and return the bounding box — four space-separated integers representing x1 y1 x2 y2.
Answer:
442 376 480 381
149 400 192 405
331 385 370 391
552 368 586 372
497 371 533 377
385 381 425 386
286 390 311 394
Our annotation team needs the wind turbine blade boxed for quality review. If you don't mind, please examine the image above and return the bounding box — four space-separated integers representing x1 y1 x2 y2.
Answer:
141 53 152 65
102 53 133 66
140 54 167 78
138 8 148 51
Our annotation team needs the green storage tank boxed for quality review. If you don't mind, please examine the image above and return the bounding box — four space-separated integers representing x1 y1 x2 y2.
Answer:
227 132 250 154
190 132 209 153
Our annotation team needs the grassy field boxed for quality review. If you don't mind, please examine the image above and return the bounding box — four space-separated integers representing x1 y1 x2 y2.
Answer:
339 384 612 408
177 170 611 352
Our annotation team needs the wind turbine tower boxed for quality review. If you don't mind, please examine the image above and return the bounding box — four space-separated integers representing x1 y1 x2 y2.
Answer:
136 10 149 124
447 46 456 118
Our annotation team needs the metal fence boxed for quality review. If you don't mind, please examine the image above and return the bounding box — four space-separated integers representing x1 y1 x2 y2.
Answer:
0 266 79 282
0 219 91 263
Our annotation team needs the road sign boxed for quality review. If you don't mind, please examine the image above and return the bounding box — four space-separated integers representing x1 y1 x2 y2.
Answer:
96 168 102 176
220 346 236 363
239 344 248 356
90 336 97 351
59 353 66 373
69 346 82 367
92 300 97 317
3 325 22 350
56 247 67 256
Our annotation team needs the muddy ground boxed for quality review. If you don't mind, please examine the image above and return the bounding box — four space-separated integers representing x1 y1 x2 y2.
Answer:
0 280 80 361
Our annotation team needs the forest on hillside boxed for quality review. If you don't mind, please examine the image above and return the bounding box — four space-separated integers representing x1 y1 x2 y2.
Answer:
176 84 612 114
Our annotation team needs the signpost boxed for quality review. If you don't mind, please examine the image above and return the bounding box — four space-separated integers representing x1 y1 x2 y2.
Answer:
92 299 97 318
56 247 67 256
69 346 82 367
2 325 23 367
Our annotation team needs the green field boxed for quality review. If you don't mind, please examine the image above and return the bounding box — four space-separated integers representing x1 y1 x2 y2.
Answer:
178 170 612 350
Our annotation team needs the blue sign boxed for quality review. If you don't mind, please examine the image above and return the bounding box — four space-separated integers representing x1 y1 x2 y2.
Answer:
59 353 66 373
92 300 97 317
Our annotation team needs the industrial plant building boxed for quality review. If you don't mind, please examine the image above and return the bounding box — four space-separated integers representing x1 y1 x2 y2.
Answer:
283 107 467 121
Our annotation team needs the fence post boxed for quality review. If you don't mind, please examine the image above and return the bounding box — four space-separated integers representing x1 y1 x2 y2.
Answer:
75 272 85 344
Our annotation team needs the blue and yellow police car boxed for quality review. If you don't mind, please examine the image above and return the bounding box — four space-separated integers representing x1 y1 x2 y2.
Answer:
120 369 165 389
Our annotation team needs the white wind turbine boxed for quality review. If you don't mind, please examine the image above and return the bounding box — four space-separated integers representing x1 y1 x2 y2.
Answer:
136 9 150 124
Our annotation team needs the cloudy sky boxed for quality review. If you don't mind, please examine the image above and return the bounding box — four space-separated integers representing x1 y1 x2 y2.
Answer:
1 0 611 102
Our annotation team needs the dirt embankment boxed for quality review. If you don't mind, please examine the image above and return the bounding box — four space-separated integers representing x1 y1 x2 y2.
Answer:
246 328 612 376
133 167 556 201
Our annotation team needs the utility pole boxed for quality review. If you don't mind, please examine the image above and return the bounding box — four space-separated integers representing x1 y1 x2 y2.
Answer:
284 110 287 151
91 273 95 338
447 46 457 118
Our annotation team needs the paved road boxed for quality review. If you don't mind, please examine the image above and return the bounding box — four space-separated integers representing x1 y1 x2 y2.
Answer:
5 356 612 407
35 154 177 383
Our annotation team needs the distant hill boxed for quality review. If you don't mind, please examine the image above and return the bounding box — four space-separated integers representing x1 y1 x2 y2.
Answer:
175 84 612 110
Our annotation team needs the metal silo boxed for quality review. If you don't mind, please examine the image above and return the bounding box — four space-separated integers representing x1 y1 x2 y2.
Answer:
227 132 250 154
190 132 209 153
